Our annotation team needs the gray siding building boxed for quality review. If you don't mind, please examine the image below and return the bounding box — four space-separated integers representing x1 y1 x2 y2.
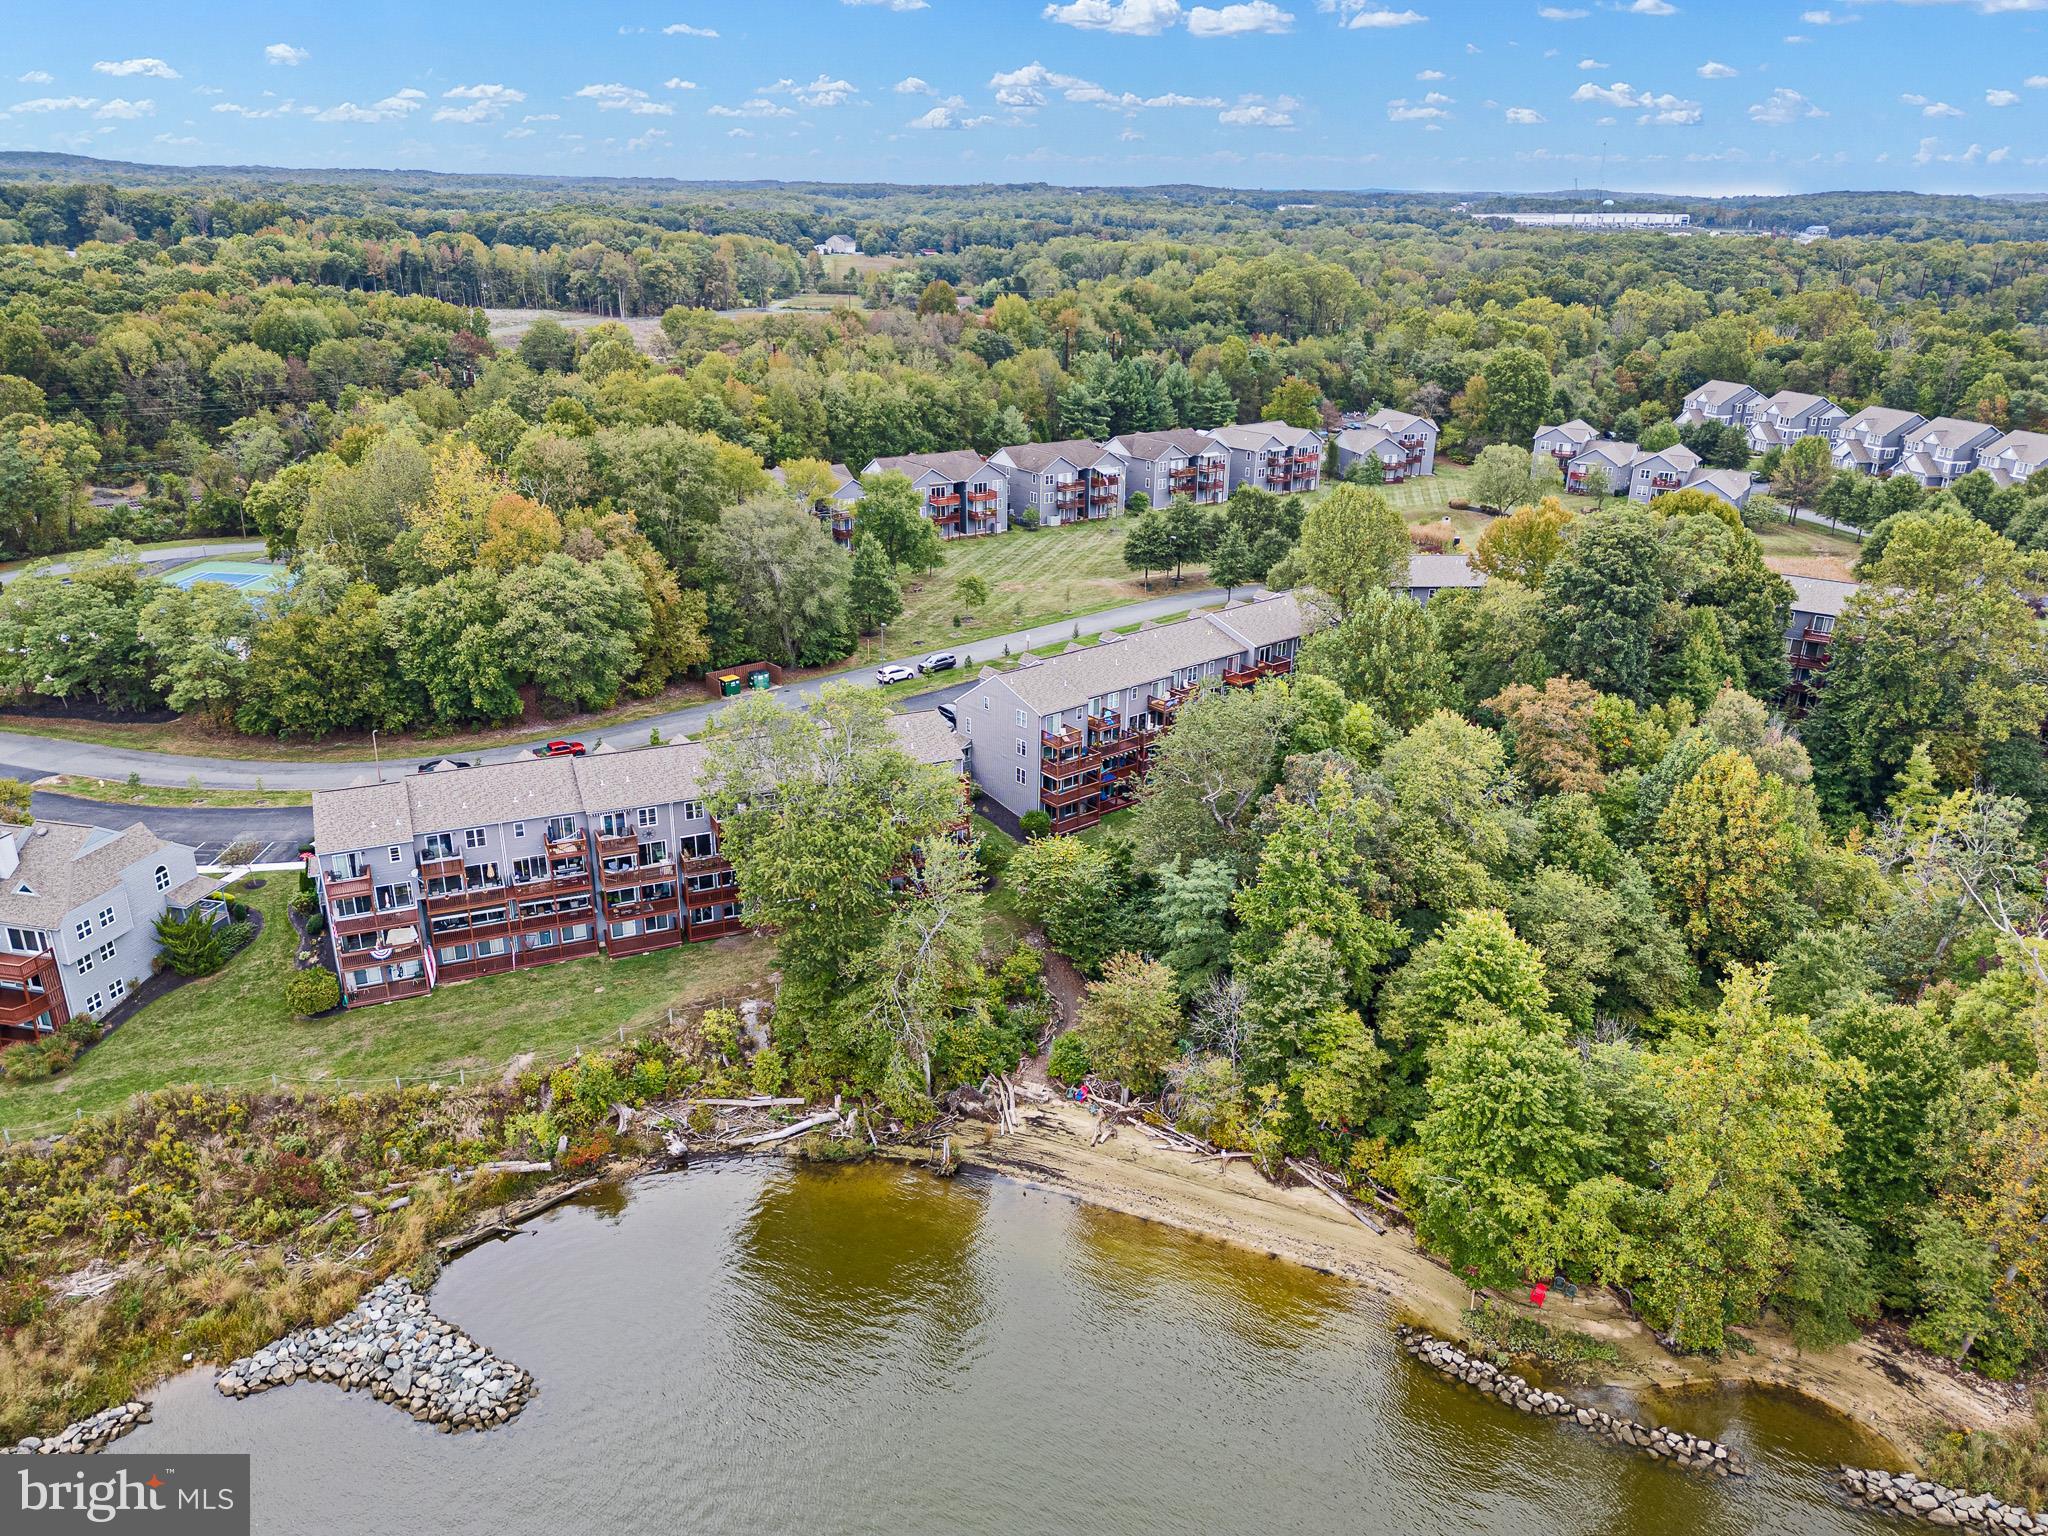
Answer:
1102 429 1229 506
984 439 1125 526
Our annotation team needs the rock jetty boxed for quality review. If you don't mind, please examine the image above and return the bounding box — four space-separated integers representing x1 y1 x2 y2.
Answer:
1397 1324 1747 1477
215 1277 535 1432
1841 1468 2047 1531
5 1400 150 1454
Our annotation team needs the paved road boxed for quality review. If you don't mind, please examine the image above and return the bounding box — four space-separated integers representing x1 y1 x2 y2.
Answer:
1785 505 1867 541
0 773 314 863
0 583 1255 791
0 539 268 585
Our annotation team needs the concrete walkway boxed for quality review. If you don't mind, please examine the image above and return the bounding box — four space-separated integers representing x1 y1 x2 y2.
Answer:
0 582 1259 791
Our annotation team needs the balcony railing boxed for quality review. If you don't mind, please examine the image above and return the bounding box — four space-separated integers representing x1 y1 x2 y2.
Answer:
344 974 433 1008
514 868 591 897
419 853 463 881
0 986 56 1027
1040 777 1102 809
965 487 1000 504
330 908 391 937
688 914 747 941
323 870 373 902
678 850 732 876
0 949 54 984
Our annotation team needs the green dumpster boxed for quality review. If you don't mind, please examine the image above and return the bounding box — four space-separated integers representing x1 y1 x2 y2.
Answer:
747 667 774 691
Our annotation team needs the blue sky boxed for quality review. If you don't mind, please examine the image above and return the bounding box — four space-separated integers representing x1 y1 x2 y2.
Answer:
4 0 2047 195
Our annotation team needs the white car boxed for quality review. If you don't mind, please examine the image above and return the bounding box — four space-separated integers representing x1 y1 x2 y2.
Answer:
875 662 917 685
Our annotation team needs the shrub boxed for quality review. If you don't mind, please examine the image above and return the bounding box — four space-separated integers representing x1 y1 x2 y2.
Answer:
303 912 326 940
251 1151 329 1209
1048 1031 1092 1085
285 968 341 1018
225 898 250 921
153 910 226 977
289 892 317 918
219 921 256 958
59 1015 101 1049
975 831 1014 879
1019 810 1052 840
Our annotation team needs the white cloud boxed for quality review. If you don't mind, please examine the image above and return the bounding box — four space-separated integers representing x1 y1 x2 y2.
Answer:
707 97 797 118
524 112 560 122
1504 105 1546 123
1798 7 1854 21
760 73 860 107
909 95 993 128
1416 67 1447 79
1571 78 1700 121
1041 0 1183 32
2029 75 2048 88
1913 136 1986 166
1577 56 1609 68
727 127 753 137
93 97 153 119
1783 34 1809 43
504 126 534 138
11 96 97 113
1345 6 1427 24
315 88 426 124
1220 95 1296 124
895 76 936 93
988 62 1088 107
575 82 676 115
626 127 669 151
434 83 525 123
265 43 310 66
1747 86 1825 124
1987 88 2020 105
1988 144 2011 161
153 132 198 145
1188 1 1294 35
1537 5 1588 15
662 22 721 35
16 70 52 85
93 58 177 79
1696 60 1736 78
1386 94 1449 119
1903 94 1964 117
1619 0 1675 12
664 78 697 90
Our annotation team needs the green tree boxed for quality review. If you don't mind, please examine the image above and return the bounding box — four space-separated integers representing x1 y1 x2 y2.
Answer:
1264 376 1322 430
1122 509 1172 589
954 572 990 622
1152 857 1237 994
709 495 854 668
516 316 577 372
848 537 903 635
1206 525 1260 599
0 547 161 709
1298 483 1407 616
851 470 945 575
1079 952 1183 1097
1134 681 1298 874
1481 347 1552 445
1772 437 1834 509
915 278 959 316
494 552 651 713
1647 748 1797 972
1467 442 1543 513
137 579 254 725
1297 587 1450 730
1472 495 1574 585
1161 494 1217 583
1540 506 1664 703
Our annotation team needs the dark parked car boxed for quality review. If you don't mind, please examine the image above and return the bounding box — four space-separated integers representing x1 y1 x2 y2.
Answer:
416 758 475 774
918 652 958 676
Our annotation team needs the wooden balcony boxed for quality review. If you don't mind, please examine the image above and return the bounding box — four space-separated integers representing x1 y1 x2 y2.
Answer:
1224 657 1294 688
422 881 509 915
0 983 58 1029
420 853 463 881
596 832 637 859
687 914 748 941
927 492 961 510
545 839 588 865
323 870 373 903
512 868 591 898
344 974 433 1008
965 487 1001 505
0 949 55 984
1040 776 1102 810
608 925 686 958
330 907 390 938
678 850 732 877
599 859 673 892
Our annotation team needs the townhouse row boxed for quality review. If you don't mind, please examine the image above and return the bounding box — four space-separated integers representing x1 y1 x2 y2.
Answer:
779 411 1440 544
309 711 967 1009
0 818 221 1047
1676 379 2046 490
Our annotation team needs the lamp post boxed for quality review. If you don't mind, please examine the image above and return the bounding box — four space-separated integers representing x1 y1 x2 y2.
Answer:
372 729 381 783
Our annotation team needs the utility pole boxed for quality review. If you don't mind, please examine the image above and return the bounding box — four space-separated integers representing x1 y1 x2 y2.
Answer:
372 729 382 783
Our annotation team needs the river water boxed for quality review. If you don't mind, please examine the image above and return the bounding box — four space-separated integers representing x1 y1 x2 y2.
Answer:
123 1162 1896 1535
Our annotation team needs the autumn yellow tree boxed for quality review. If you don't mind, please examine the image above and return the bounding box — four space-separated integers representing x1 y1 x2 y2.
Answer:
1471 495 1574 585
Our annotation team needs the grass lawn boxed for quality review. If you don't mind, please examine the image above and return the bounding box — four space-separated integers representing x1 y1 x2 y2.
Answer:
34 775 313 809
1753 517 1864 580
0 878 776 1137
876 518 1211 658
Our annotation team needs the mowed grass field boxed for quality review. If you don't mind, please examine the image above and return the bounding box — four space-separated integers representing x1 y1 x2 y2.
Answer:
881 518 1211 656
0 879 776 1136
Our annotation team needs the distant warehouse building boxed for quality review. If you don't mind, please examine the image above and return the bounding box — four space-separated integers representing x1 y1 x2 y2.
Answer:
1475 210 1692 230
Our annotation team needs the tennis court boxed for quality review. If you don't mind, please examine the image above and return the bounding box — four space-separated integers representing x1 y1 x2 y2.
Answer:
162 558 292 596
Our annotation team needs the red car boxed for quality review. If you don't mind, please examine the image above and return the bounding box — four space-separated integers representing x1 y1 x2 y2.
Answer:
530 739 587 758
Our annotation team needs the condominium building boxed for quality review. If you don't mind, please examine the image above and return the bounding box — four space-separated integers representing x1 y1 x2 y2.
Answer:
1627 444 1703 503
770 461 863 545
0 819 215 1046
1832 407 1927 476
1981 431 2048 488
953 593 1311 833
1892 417 2004 489
1785 575 1859 706
860 451 1008 538
1202 423 1325 495
1746 391 1846 453
1686 468 1760 513
984 439 1125 527
311 712 966 1008
1101 429 1230 506
1334 409 1438 482
1563 439 1638 494
1678 380 1762 430
1405 553 1487 604
1532 419 1600 475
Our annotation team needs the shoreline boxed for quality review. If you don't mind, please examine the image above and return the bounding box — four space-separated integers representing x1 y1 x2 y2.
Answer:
954 1097 2031 1463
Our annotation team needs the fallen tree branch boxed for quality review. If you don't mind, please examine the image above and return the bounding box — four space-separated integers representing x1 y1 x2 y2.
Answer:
1286 1158 1386 1235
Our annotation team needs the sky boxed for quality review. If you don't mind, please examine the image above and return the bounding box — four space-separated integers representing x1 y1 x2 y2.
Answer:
3 0 2048 196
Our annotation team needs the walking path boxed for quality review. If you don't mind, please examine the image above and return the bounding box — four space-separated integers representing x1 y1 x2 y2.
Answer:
0 583 1257 791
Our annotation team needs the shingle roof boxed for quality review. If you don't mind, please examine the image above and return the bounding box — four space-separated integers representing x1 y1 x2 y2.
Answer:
1906 417 2000 453
1764 390 1833 418
311 778 414 858
1105 429 1223 462
1364 408 1433 436
1688 468 1755 503
1842 407 1924 437
1786 575 1858 619
1335 426 1398 458
888 709 966 769
1837 440 1875 466
407 754 585 838
1408 553 1485 591
865 450 990 483
1988 431 2048 467
1572 440 1639 472
1538 419 1598 444
572 743 711 815
993 438 1116 474
995 592 1309 716
1638 444 1701 472
1204 422 1323 451
0 820 169 928
1748 421 1786 447
1689 380 1758 407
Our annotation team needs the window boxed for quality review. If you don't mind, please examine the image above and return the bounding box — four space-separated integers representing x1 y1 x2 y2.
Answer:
388 845 402 864
676 800 701 821
527 929 556 950
153 865 171 892
96 941 116 964
109 978 126 1003
601 811 630 837
84 990 103 1016
511 822 525 840
1016 739 1027 757
1015 768 1027 785
464 827 487 850
637 807 658 829
962 716 971 735
439 943 472 964
1014 708 1026 727
6 928 45 954
547 817 577 843
76 951 93 974
75 918 93 942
